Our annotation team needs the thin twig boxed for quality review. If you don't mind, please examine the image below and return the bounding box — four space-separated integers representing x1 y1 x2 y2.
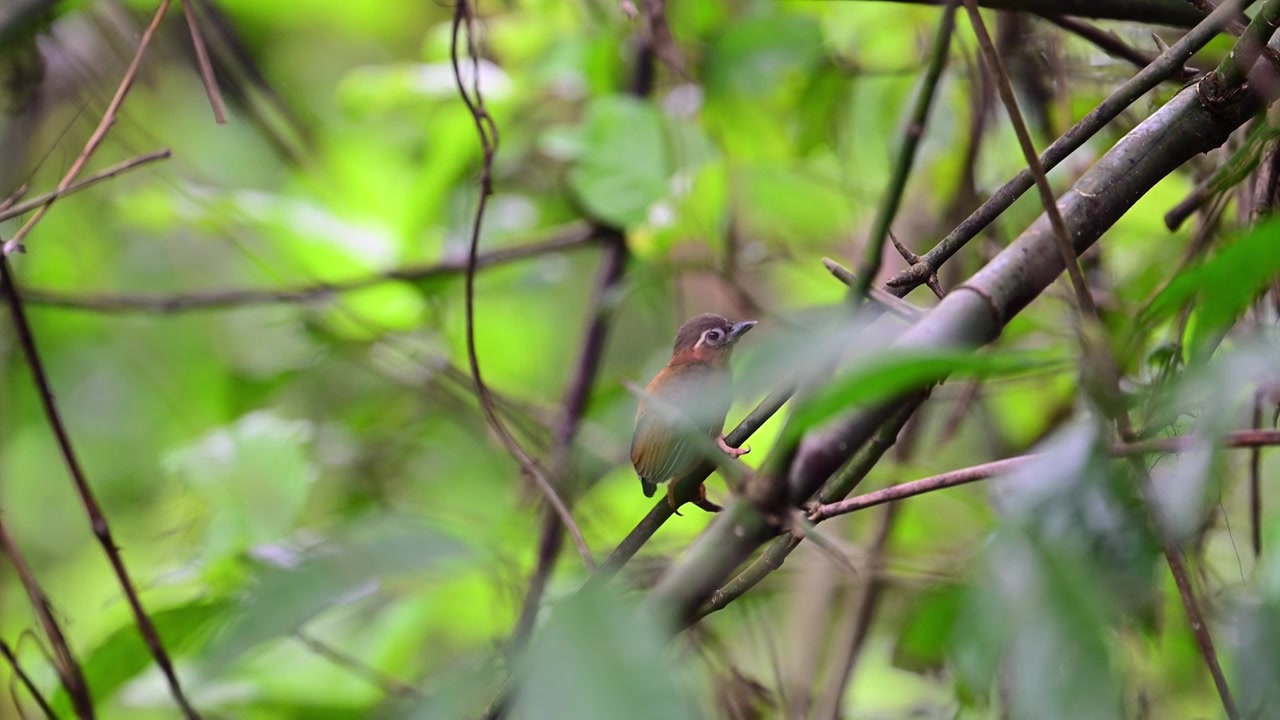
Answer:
963 0 1100 319
0 149 171 225
293 631 421 699
1251 390 1264 557
2 0 172 255
0 517 90 719
510 230 627 650
812 503 899 720
22 224 595 313
1040 15 1197 78
697 401 921 621
0 639 58 720
450 1 592 568
809 429 1280 521
884 0 1255 296
820 258 925 320
0 256 200 719
180 0 226 123
853 0 958 299
1184 0 1251 34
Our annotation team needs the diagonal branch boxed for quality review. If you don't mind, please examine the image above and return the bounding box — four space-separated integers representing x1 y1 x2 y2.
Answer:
1 255 201 719
853 0 958 299
0 149 171 224
644 56 1260 628
21 224 595 314
844 0 1207 25
809 429 1280 521
0 638 58 720
0 518 92 718
455 0 593 570
885 0 1255 297
2 0 172 256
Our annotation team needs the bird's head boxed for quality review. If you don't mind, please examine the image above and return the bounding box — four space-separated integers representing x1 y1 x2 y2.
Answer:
671 313 757 365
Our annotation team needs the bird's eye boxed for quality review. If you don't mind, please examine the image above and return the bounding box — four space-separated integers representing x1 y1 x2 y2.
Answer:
705 328 724 344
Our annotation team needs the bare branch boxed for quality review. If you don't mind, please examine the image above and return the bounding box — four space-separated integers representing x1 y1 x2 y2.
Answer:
181 0 227 124
450 1 592 570
22 224 595 314
1 639 58 720
853 0 957 299
3 0 172 255
0 518 91 718
0 256 201 718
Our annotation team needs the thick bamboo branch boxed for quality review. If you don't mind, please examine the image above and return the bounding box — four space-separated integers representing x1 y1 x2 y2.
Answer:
645 79 1260 627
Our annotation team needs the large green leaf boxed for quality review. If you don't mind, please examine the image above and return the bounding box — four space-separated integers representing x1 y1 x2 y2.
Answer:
163 411 318 562
784 348 1064 443
509 583 698 720
1138 216 1280 354
892 584 964 674
568 95 671 229
49 599 232 717
200 516 470 673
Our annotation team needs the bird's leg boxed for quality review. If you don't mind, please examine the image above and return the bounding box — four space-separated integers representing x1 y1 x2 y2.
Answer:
667 482 708 517
717 434 749 457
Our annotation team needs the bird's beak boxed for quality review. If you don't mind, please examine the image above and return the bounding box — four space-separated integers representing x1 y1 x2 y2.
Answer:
729 320 758 343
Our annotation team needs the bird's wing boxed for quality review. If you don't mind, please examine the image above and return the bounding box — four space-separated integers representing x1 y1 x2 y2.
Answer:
630 364 732 485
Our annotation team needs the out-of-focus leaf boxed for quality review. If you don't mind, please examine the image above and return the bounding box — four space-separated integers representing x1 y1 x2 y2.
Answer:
736 163 857 248
568 95 670 228
995 422 1160 626
952 421 1161 718
892 584 964 674
703 13 823 98
785 349 1064 443
510 583 698 720
164 411 318 561
1228 595 1280 720
1137 216 1280 353
201 516 469 672
50 599 232 716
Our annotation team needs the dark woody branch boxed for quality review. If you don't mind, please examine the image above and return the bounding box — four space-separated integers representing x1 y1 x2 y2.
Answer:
844 0 1206 25
645 68 1261 627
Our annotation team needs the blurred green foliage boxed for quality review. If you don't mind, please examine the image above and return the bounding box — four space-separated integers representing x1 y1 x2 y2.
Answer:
0 1 1277 719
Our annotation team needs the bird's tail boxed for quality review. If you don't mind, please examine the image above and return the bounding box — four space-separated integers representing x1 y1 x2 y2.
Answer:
640 478 657 497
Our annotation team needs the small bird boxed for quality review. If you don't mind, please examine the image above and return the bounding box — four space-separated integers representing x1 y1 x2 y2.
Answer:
631 313 757 514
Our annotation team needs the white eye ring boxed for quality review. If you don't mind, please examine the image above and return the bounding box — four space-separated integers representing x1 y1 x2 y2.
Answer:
705 328 724 344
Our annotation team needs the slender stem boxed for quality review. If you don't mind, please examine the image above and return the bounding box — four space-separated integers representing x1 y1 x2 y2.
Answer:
180 0 227 123
0 149 171 224
809 428 1280 522
885 0 1255 297
845 0 1207 25
0 518 92 718
1 256 198 718
452 0 593 569
853 0 958 299
22 225 596 314
0 639 59 719
2 0 172 256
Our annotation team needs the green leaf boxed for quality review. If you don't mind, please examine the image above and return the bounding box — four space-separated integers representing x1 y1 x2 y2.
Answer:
50 600 232 716
163 411 318 562
510 583 698 720
892 584 964 674
1137 216 1280 354
201 516 469 672
704 12 824 98
568 95 671 228
785 349 1064 443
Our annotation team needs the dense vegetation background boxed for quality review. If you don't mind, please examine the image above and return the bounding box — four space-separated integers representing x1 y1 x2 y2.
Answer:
1 0 1279 718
